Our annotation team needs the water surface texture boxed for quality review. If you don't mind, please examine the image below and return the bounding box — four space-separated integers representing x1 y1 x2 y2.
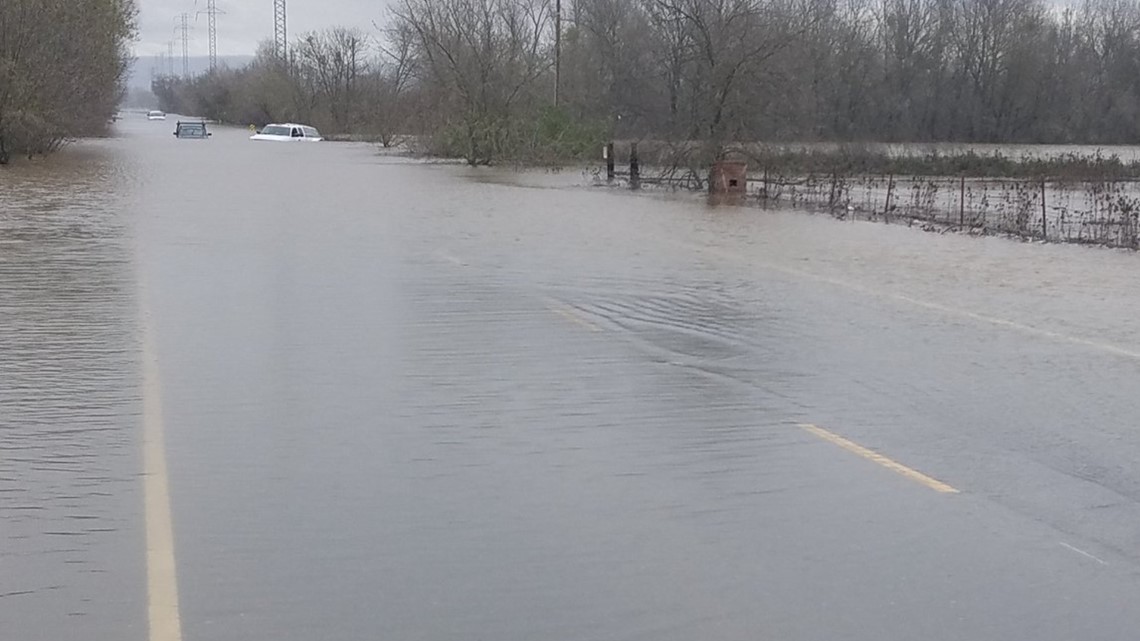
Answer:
5 118 1140 640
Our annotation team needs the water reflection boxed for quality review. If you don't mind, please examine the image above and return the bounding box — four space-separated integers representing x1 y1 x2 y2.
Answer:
0 145 144 640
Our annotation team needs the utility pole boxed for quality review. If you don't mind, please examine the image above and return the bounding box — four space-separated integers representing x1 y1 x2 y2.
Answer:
197 0 223 72
273 0 288 63
555 0 562 108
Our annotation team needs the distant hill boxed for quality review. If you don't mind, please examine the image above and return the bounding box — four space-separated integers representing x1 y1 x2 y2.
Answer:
128 55 255 89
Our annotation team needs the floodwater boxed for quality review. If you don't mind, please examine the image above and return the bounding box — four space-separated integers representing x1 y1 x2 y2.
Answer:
779 140 1140 162
7 117 1140 640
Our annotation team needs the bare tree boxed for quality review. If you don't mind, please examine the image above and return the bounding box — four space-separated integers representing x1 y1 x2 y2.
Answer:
649 0 821 157
392 0 554 164
362 20 418 146
294 28 371 132
0 0 137 162
149 0 1140 158
561 0 657 134
874 0 952 138
1073 0 1140 141
948 0 1048 140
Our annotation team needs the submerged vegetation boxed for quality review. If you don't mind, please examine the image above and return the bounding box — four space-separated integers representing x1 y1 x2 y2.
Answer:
0 0 137 163
749 171 1140 250
739 147 1140 181
614 141 1140 250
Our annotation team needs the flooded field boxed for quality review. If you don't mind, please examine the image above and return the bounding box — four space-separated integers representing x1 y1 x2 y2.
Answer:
763 141 1140 162
6 120 1140 640
754 173 1140 247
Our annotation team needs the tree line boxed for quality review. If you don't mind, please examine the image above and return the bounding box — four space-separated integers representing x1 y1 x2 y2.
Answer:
0 0 137 163
154 0 1140 165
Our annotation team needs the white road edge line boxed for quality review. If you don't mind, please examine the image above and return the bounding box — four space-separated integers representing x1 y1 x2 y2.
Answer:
678 241 1140 362
141 297 184 641
1059 542 1108 566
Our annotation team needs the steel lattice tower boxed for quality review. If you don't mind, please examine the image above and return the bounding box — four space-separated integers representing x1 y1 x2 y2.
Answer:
273 0 288 62
207 0 218 71
555 0 561 107
180 13 190 77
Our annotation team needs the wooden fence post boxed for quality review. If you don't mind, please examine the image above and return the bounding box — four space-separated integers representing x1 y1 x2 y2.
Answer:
630 142 640 190
1041 178 1048 239
884 174 894 221
959 176 966 228
605 142 615 182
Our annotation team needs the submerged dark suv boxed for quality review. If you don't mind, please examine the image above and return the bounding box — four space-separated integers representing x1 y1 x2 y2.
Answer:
173 121 210 139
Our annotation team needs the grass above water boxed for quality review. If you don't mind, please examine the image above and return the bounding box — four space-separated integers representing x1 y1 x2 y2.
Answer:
735 146 1140 181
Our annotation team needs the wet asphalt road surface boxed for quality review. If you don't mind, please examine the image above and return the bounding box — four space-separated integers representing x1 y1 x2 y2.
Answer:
6 118 1140 640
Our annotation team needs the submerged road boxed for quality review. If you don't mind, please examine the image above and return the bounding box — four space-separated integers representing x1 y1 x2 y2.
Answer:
6 118 1140 640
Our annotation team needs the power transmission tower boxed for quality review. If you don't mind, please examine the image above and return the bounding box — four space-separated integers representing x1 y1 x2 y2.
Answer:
198 0 223 72
555 0 562 107
273 0 288 63
179 13 191 77
167 41 175 76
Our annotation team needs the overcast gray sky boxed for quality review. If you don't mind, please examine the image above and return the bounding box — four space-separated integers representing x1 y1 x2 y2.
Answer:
136 0 394 56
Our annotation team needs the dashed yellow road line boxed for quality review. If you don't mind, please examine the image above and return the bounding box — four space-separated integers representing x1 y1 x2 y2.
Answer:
141 300 183 641
799 423 959 494
545 299 603 333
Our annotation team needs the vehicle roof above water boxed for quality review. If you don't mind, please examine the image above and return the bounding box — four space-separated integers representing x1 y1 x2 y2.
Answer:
262 123 321 133
175 121 209 137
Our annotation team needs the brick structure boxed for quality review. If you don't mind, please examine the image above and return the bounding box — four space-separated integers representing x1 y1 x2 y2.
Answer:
709 161 748 195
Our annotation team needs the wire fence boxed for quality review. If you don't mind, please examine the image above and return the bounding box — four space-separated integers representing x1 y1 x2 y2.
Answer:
601 162 1140 249
747 173 1140 248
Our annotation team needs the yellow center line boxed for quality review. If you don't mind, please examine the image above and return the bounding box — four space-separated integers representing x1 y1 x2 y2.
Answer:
141 300 184 641
544 298 603 333
799 423 959 494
